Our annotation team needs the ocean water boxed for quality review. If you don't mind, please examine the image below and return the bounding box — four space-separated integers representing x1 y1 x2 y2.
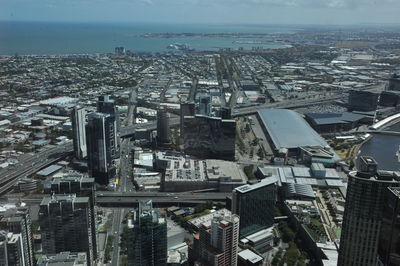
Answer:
0 21 296 55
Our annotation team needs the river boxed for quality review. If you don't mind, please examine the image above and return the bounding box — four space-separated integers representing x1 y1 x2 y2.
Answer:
358 122 400 171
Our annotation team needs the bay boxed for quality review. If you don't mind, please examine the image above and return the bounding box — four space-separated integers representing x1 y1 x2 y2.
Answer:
0 21 295 55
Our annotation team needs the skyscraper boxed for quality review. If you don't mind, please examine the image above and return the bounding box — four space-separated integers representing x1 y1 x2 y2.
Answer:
232 177 277 237
157 107 170 145
180 102 195 135
192 213 240 266
45 173 96 260
39 194 95 266
0 205 34 266
0 231 26 266
97 95 120 159
183 115 236 160
378 187 400 266
338 156 400 266
86 112 116 185
71 106 87 160
198 95 211 116
127 201 167 266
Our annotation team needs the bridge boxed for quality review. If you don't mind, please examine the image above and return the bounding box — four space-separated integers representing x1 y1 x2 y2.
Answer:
96 191 230 207
7 191 230 208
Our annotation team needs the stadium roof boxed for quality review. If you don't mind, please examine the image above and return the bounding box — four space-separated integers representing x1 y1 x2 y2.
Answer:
258 109 328 150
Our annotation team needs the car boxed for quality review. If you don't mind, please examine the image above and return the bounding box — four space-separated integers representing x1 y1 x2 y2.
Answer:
174 196 178 199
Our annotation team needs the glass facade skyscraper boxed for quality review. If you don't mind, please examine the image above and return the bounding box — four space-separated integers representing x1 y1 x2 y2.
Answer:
338 157 400 266
39 195 95 266
183 115 236 161
86 112 116 185
378 187 400 266
71 106 87 160
127 201 167 266
232 177 277 237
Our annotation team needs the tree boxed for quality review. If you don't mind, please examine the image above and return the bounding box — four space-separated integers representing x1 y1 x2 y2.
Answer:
243 165 255 179
257 147 264 159
349 160 355 170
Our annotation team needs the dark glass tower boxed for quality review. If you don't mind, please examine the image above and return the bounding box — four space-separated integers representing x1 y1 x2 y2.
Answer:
182 115 236 161
45 173 97 260
378 187 400 266
232 177 277 237
0 206 34 266
39 194 95 266
338 157 400 266
97 95 120 159
156 108 170 145
86 112 116 185
127 201 167 266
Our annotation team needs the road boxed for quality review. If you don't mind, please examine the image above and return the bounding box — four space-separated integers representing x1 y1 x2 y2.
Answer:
110 83 137 266
0 141 73 194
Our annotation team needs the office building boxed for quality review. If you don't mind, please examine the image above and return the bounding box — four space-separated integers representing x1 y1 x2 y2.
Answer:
338 156 400 266
0 231 26 266
180 102 195 134
198 95 211 116
348 90 379 112
191 213 240 266
157 108 170 145
39 194 94 266
127 201 167 266
97 95 120 159
45 173 96 260
232 177 277 237
388 73 400 91
86 112 116 185
0 205 34 266
71 106 87 160
378 187 400 266
183 115 236 161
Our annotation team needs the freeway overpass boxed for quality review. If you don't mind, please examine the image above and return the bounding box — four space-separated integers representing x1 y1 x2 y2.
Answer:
96 192 229 207
7 191 231 208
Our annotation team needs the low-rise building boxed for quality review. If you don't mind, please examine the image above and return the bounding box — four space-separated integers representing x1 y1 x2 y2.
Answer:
155 152 246 192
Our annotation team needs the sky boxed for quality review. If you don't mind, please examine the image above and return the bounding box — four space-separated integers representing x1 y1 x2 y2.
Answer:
0 0 400 25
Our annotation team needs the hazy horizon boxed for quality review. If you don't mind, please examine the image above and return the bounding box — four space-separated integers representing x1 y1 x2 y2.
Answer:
1 0 400 26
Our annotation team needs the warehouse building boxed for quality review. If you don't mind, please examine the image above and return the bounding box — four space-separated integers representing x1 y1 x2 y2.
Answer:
305 112 371 133
257 109 331 155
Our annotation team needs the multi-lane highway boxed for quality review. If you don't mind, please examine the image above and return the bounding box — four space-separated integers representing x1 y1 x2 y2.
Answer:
0 141 73 194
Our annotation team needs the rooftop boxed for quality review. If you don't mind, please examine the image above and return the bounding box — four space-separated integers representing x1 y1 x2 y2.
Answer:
234 176 278 194
40 194 89 206
238 249 263 263
188 208 232 229
305 112 368 126
258 109 328 150
36 164 63 177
